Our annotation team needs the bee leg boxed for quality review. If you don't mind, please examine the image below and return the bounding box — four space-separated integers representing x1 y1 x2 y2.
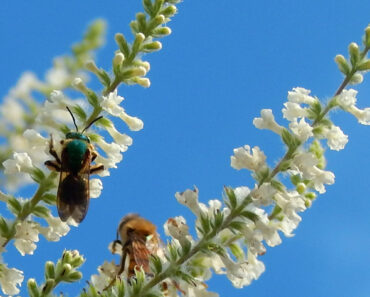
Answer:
91 150 98 162
48 134 61 164
104 250 127 291
45 160 61 172
90 164 104 174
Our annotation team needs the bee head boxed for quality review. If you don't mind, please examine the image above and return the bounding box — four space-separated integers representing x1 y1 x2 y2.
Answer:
65 106 103 141
65 132 90 143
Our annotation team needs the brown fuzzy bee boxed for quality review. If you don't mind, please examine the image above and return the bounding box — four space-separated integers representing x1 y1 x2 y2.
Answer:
45 107 104 223
111 214 159 278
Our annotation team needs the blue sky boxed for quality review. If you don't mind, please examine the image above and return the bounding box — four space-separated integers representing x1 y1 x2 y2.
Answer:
1 1 370 296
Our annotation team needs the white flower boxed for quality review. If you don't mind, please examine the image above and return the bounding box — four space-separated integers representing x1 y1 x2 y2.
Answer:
183 284 219 297
231 145 267 172
289 118 313 142
347 106 370 125
274 191 306 236
322 125 348 151
287 87 316 105
9 72 39 99
253 109 283 134
101 90 144 131
3 152 33 175
45 65 69 88
119 111 144 131
101 90 125 117
251 183 276 206
336 89 357 109
255 214 281 247
90 261 118 292
90 178 103 198
234 186 251 204
220 252 265 288
290 151 318 178
164 216 191 243
38 215 70 241
242 224 266 256
0 97 24 125
175 187 203 217
105 124 133 149
0 264 24 295
14 221 39 255
309 166 335 193
23 129 49 164
282 102 308 121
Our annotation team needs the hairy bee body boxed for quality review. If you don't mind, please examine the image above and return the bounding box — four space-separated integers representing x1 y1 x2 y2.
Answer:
114 214 159 277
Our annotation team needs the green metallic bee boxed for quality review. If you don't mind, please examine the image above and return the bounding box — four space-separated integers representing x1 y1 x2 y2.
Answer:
45 107 104 223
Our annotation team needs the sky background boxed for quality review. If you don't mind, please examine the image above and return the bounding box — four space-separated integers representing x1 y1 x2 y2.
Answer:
1 1 370 296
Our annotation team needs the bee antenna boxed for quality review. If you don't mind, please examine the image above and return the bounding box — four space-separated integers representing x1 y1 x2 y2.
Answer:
66 106 79 132
82 116 103 133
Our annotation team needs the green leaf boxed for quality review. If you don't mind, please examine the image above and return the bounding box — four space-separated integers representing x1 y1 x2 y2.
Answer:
87 90 100 108
270 179 285 191
149 255 162 273
0 217 10 237
136 12 147 33
240 211 259 222
97 70 112 87
72 105 87 122
33 205 50 218
7 197 22 215
143 0 154 16
225 187 237 209
42 194 57 205
31 167 46 184
228 220 245 232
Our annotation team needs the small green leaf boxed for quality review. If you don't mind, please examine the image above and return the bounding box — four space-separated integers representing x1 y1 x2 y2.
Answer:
136 12 147 33
31 168 46 184
42 194 57 205
150 255 162 273
229 243 244 261
72 105 87 121
7 197 22 215
97 70 111 87
33 205 50 218
240 211 259 222
228 221 245 232
87 91 100 108
225 187 237 209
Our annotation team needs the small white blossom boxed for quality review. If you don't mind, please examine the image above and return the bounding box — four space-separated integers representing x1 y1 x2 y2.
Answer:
23 129 49 164
0 97 24 125
253 109 284 135
183 284 219 297
46 66 69 89
234 186 251 204
274 191 306 236
9 72 39 99
101 90 124 117
175 187 203 217
105 125 133 149
290 151 318 179
282 102 308 121
90 261 118 292
251 183 276 206
102 90 144 131
336 89 357 109
0 264 24 295
14 221 39 255
242 224 266 256
90 178 103 198
3 152 33 175
322 125 348 151
289 118 313 142
231 145 267 172
38 215 70 241
347 105 370 125
165 216 191 243
255 214 281 247
220 252 265 288
287 87 316 105
309 166 335 194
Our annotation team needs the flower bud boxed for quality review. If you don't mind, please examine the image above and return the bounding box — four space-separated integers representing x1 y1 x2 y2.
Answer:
113 52 125 67
334 54 350 75
27 278 39 297
296 183 306 194
42 279 55 295
364 25 370 47
142 41 162 52
349 42 360 66
85 60 99 74
71 77 88 94
132 77 151 88
161 5 177 17
45 261 55 279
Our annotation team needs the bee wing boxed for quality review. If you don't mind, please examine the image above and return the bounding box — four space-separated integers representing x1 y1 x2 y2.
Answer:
57 148 91 223
130 234 151 273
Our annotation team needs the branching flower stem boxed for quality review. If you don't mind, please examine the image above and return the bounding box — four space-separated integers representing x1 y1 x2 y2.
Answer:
134 45 370 297
1 172 57 249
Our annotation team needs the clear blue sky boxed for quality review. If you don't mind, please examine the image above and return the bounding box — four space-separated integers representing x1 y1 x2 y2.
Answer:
1 1 370 296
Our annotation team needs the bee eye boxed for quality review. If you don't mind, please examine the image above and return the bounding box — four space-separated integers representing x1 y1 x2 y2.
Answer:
127 227 134 234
